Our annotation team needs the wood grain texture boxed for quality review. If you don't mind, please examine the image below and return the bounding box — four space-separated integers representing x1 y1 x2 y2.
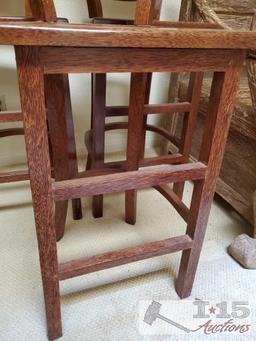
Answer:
0 170 29 183
125 73 149 224
91 73 106 218
45 74 82 240
173 72 204 198
27 0 57 22
87 0 103 18
53 162 207 201
167 1 256 232
15 46 62 341
0 111 23 122
1 22 256 49
58 234 193 280
42 47 235 74
176 52 245 299
104 102 191 117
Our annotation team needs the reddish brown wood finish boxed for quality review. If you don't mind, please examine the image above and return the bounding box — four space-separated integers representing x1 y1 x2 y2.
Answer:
42 47 234 73
0 170 29 183
54 163 207 201
15 46 62 341
0 1 82 222
1 22 256 49
87 0 163 221
45 74 82 240
173 72 204 198
0 111 23 122
2 10 250 340
87 0 103 18
176 55 245 298
58 234 193 280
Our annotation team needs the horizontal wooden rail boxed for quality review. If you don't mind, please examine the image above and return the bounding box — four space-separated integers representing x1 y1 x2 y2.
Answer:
105 105 128 117
0 111 23 123
42 47 234 74
58 234 193 280
0 16 34 22
154 184 190 222
153 20 222 29
0 170 29 183
103 154 184 169
0 128 24 138
104 122 178 146
53 162 207 201
144 103 191 114
105 103 191 117
1 22 255 49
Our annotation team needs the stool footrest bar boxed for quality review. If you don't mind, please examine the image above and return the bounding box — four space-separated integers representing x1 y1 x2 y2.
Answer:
53 162 207 201
58 234 193 280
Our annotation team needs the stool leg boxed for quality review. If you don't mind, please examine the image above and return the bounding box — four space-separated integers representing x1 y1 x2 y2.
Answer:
140 73 153 159
126 73 148 224
60 74 82 221
176 61 244 298
16 46 62 340
173 72 204 199
45 74 82 241
91 73 106 218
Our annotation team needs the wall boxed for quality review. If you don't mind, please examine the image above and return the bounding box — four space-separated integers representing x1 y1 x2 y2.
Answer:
0 0 181 169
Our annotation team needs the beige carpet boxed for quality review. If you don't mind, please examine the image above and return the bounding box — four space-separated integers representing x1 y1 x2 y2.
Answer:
0 170 255 340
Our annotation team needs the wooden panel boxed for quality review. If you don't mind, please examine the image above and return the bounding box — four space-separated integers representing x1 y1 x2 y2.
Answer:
0 22 256 49
53 162 207 201
42 47 234 74
58 234 193 280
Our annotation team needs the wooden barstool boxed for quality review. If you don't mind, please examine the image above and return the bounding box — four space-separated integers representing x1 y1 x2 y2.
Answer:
1 0 254 338
85 0 216 223
0 0 82 240
86 0 164 222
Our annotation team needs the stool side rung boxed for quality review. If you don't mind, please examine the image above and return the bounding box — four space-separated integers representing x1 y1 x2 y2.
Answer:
104 102 191 117
53 162 207 201
0 170 29 183
0 111 23 123
58 234 193 281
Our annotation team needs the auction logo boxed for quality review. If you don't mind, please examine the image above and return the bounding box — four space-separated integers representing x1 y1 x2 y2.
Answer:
139 300 251 335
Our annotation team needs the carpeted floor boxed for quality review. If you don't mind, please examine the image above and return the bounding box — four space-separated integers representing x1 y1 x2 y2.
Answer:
0 165 255 340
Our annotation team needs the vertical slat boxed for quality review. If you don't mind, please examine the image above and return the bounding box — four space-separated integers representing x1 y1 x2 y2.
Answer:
91 73 107 218
173 72 204 198
135 0 156 25
24 0 32 16
28 0 57 22
87 0 104 217
15 46 62 340
87 0 103 18
125 0 163 222
45 74 82 241
125 73 148 224
175 51 245 299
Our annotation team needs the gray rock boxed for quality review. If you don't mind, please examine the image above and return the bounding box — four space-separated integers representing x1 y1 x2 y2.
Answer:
228 234 256 269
